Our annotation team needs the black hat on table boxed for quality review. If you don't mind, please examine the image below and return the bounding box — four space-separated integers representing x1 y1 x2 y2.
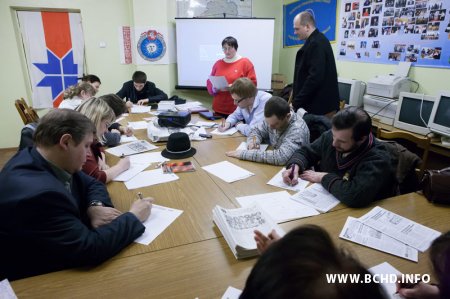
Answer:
161 132 196 159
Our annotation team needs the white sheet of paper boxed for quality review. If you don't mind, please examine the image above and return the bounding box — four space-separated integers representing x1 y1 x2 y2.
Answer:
208 75 228 90
175 101 202 110
0 279 17 299
221 286 242 299
358 206 441 252
125 168 179 190
128 152 168 164
192 121 218 128
113 163 151 182
340 217 418 262
120 135 138 143
290 183 340 213
267 168 309 192
128 121 148 130
157 101 176 111
236 141 269 152
130 105 151 113
115 116 125 123
202 161 254 183
134 204 183 245
105 140 158 157
369 262 403 299
236 191 319 223
211 127 238 136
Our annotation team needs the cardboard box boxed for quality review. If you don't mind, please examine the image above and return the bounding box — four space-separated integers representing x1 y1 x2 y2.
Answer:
271 73 286 90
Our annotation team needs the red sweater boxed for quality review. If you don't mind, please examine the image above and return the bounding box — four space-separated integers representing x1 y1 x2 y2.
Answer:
82 141 107 183
206 58 257 115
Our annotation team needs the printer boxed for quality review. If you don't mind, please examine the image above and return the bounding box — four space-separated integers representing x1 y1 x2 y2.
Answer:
363 94 398 125
366 74 411 98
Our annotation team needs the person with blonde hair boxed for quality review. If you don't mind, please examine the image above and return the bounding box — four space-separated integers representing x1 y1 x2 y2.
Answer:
76 98 130 183
60 82 97 110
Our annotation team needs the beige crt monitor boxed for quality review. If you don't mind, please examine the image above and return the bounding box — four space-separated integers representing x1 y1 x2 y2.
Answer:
393 92 437 136
428 91 450 138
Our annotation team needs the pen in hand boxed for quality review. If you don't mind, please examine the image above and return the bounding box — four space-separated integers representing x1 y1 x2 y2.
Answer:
289 165 295 186
137 192 144 200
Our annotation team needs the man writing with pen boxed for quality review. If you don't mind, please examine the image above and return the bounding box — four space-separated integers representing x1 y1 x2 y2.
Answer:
226 96 309 166
282 106 396 208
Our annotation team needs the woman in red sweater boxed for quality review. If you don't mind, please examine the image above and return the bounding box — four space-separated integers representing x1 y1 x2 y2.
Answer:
206 36 257 117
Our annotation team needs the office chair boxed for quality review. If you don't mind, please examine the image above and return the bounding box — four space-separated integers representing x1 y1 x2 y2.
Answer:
15 98 39 125
377 128 431 180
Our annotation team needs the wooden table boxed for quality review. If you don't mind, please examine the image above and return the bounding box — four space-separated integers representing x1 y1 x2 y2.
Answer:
10 113 450 298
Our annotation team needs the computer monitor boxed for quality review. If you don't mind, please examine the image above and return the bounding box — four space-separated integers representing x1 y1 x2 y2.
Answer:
338 78 364 107
428 91 450 138
394 92 436 135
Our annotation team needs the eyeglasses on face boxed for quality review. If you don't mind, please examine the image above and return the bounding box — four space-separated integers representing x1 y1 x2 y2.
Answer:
233 97 247 104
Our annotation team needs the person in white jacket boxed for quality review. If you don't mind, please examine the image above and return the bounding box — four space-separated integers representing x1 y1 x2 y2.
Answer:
218 77 271 136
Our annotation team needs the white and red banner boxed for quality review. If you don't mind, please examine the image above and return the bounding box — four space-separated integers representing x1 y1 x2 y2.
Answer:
17 11 84 108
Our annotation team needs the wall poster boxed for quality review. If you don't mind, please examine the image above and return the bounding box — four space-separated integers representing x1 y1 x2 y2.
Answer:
337 0 450 68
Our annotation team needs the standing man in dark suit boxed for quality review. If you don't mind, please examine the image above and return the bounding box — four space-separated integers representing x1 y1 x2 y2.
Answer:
292 12 340 118
0 109 153 280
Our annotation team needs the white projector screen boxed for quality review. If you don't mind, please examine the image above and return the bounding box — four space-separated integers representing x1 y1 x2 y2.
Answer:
175 18 275 90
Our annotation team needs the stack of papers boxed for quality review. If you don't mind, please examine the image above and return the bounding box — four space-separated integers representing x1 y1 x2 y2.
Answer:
211 127 238 136
267 168 309 192
134 204 183 245
157 101 176 111
202 161 254 183
130 105 150 113
290 183 340 213
212 203 284 259
105 140 158 157
339 206 442 261
236 191 319 223
208 75 228 90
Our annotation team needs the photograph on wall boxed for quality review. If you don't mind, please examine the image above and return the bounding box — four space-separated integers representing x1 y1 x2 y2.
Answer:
337 0 450 68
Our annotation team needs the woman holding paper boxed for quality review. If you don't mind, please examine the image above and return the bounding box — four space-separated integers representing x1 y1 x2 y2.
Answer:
206 36 257 117
76 97 130 183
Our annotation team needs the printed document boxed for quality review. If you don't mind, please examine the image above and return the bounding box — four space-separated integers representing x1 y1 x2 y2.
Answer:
128 121 148 130
267 168 309 192
202 161 254 183
125 168 179 190
113 162 151 182
208 75 228 90
130 105 150 113
211 127 238 136
340 217 418 262
358 206 441 252
290 183 340 213
105 140 158 157
236 191 319 223
369 262 403 299
236 142 268 152
134 204 183 245
128 152 168 164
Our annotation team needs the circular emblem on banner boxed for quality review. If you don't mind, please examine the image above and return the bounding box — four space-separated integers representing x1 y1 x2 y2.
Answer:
137 30 166 62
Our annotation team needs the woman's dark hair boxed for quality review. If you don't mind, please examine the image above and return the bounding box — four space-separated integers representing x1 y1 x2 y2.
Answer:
79 74 101 84
98 94 127 117
222 36 238 50
430 231 450 298
240 225 387 299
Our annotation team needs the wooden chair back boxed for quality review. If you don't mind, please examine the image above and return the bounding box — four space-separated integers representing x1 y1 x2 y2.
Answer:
377 128 431 178
15 98 39 125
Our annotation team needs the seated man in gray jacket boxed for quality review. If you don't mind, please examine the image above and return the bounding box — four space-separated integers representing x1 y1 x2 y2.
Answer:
226 96 310 166
283 106 396 208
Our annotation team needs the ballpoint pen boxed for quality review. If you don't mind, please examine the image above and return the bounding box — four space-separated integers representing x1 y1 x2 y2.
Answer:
137 192 143 200
289 165 295 186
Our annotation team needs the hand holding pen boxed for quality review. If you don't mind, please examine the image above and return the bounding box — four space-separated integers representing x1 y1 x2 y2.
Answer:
129 192 154 222
218 120 230 132
282 164 299 186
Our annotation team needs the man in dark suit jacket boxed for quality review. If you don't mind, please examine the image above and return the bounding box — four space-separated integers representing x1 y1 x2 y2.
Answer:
292 12 340 117
116 70 168 108
0 109 153 280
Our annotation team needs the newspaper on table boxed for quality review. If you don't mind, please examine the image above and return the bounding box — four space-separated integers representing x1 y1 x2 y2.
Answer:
358 206 442 252
105 140 158 157
339 217 418 262
212 203 284 259
290 183 340 213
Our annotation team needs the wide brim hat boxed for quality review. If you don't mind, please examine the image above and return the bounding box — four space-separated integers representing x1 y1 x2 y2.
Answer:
161 132 196 159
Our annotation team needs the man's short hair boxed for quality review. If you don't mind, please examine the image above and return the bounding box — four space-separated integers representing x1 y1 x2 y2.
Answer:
298 11 316 27
229 78 257 99
264 96 290 119
222 36 238 50
132 71 147 84
332 106 372 142
99 94 127 117
34 109 95 147
240 225 387 299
